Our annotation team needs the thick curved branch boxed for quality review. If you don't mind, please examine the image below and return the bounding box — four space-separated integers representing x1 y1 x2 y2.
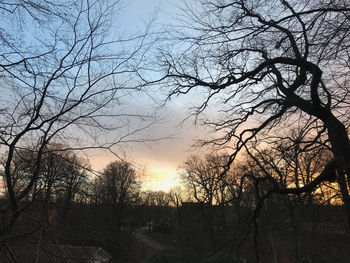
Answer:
273 160 339 194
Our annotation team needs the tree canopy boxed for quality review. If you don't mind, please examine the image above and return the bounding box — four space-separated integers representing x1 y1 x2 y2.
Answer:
156 0 350 200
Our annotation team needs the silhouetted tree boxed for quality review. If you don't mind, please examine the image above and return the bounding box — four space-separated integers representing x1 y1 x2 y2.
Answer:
95 160 140 229
157 0 350 226
0 0 153 238
181 154 224 206
167 187 185 210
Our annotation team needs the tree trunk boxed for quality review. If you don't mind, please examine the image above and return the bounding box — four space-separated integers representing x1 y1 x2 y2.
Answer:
337 169 350 231
325 117 350 172
325 117 350 230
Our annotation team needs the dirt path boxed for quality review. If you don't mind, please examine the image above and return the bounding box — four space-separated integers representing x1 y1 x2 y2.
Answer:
134 228 166 251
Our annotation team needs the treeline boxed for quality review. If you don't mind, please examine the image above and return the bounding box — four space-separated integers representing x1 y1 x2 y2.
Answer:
0 142 171 262
2 138 340 228
0 139 348 262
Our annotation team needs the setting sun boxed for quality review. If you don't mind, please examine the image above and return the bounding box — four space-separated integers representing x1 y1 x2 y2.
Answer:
142 167 180 192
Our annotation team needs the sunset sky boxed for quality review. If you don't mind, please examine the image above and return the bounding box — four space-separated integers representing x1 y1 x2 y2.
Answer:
88 100 202 192
88 0 201 192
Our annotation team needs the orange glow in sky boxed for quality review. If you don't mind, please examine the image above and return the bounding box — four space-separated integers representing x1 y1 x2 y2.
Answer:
141 167 180 192
85 0 196 193
87 149 184 192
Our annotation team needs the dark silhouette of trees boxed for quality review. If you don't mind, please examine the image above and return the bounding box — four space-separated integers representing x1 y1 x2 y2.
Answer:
180 154 241 249
139 190 172 232
181 154 233 206
157 0 350 225
93 160 140 229
8 143 88 207
167 186 185 210
0 0 153 238
181 155 219 206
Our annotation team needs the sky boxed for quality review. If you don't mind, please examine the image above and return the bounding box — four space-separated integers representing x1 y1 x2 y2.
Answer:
88 101 202 191
89 0 200 192
0 0 206 192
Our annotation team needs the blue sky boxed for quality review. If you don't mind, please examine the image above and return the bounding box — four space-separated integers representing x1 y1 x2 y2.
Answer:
0 0 201 192
117 0 178 33
87 0 201 191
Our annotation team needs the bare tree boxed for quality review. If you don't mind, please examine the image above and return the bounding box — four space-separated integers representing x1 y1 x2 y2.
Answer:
181 154 225 206
95 160 140 229
139 190 172 232
0 0 153 238
167 186 185 210
251 132 339 203
157 0 350 223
